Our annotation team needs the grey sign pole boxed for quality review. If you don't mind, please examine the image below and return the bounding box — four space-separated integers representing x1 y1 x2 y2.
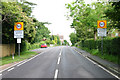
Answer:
18 43 20 57
101 37 103 55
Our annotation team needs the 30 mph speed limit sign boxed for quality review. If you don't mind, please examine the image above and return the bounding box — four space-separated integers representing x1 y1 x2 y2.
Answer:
97 20 107 28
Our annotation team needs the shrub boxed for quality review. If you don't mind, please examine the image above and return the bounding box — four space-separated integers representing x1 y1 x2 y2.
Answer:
79 37 120 55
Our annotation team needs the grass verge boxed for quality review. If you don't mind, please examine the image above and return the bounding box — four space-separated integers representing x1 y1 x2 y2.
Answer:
1 51 38 66
78 46 118 64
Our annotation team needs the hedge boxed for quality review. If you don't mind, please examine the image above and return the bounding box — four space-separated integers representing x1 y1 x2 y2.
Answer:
79 37 120 55
15 41 47 53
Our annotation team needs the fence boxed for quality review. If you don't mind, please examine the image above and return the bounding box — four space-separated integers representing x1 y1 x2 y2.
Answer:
0 44 15 57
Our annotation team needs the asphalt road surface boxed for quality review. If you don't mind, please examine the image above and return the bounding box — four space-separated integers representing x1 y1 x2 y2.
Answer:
1 46 118 80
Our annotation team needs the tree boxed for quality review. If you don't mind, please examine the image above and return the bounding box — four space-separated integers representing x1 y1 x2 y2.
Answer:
69 33 78 46
1 1 51 44
66 0 110 41
2 2 36 43
105 2 120 29
49 35 61 45
62 40 69 46
33 19 50 43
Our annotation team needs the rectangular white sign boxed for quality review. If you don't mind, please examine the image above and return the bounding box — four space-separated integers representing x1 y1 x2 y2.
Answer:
97 28 107 36
17 38 21 43
14 30 24 38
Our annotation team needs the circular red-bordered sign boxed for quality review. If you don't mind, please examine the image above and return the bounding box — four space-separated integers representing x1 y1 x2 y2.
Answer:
16 23 22 30
99 21 105 28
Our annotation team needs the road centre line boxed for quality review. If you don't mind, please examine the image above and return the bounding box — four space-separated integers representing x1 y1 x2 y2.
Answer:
54 69 58 79
59 52 61 56
8 67 14 72
57 57 61 64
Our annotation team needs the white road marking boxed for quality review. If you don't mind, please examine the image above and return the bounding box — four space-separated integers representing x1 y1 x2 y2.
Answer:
57 57 61 64
97 64 120 79
86 57 120 79
8 67 14 72
86 57 97 65
74 49 120 79
59 52 61 56
17 60 28 67
0 74 2 76
0 59 26 73
54 69 58 79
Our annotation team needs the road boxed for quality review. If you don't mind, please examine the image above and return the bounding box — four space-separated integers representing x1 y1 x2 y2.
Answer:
1 46 118 80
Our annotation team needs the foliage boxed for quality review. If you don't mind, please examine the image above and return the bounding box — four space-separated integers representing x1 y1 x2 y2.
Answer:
33 19 51 43
66 0 112 41
1 51 37 65
69 32 78 46
2 1 51 53
62 40 69 46
2 2 36 44
50 35 61 45
105 1 120 29
79 46 118 64
79 37 120 56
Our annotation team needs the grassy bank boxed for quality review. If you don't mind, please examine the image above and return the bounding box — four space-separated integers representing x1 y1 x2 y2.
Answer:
1 51 38 65
78 46 118 64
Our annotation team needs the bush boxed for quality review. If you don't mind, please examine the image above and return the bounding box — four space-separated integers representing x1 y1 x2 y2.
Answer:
20 41 42 52
79 37 120 56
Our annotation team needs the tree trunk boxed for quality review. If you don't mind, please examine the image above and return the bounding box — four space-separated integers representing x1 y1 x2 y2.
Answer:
94 28 97 40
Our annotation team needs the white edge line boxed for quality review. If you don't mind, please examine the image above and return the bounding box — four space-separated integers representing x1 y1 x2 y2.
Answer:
54 69 58 79
0 49 52 73
86 57 97 65
8 67 14 72
0 59 26 73
97 64 120 79
74 49 120 79
86 57 120 79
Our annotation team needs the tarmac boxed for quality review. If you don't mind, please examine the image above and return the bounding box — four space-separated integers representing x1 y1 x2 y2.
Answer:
72 47 120 78
0 46 120 78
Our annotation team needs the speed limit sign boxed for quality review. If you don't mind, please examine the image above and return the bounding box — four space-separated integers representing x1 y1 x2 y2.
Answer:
97 20 107 28
14 22 23 31
14 22 24 39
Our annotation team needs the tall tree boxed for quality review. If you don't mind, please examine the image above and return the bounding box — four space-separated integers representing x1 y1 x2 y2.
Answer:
66 0 110 41
2 1 36 44
69 33 77 46
105 2 120 29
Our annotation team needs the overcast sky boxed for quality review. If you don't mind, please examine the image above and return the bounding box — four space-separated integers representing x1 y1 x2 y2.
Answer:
28 0 94 45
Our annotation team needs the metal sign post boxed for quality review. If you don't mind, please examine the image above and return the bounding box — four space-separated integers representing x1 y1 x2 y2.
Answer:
14 22 24 57
18 43 20 57
97 20 107 55
101 37 103 55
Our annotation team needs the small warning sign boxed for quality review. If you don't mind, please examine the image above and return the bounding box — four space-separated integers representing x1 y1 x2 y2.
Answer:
14 22 24 31
97 20 107 28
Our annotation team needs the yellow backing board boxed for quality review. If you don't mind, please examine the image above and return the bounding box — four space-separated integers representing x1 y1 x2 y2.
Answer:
97 20 107 28
14 22 24 31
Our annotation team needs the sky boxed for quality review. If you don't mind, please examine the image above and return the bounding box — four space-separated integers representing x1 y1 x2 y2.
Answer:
28 0 94 45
